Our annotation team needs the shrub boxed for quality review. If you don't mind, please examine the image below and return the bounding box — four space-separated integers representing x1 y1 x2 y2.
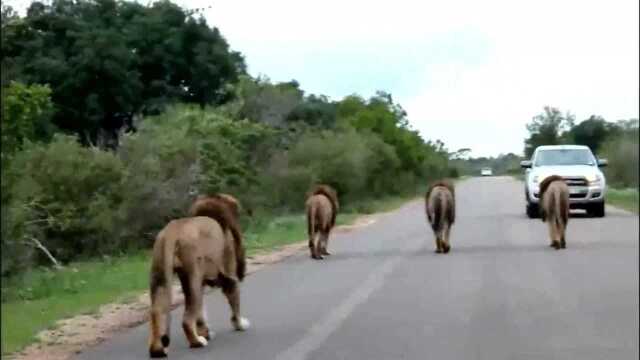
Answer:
0 102 455 276
261 128 427 209
601 129 639 188
116 121 199 247
1 82 55 155
2 135 126 274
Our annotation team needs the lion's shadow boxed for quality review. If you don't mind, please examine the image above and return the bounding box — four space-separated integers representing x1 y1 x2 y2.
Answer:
300 240 633 262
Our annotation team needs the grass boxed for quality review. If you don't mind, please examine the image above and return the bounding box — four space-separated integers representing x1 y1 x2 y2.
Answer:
0 194 414 356
242 213 360 256
606 188 639 213
1 253 150 355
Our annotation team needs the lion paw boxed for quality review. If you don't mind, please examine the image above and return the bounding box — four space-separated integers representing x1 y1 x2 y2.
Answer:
149 347 168 358
197 336 208 346
189 336 208 348
233 317 251 331
199 330 215 341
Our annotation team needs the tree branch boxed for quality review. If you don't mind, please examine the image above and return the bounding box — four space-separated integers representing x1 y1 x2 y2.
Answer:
23 236 62 270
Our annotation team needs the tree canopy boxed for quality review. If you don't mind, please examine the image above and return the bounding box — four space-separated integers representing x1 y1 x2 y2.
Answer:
524 106 575 157
1 0 245 145
567 115 620 154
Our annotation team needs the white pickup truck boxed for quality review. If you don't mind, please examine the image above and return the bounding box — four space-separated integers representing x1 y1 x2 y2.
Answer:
520 145 608 218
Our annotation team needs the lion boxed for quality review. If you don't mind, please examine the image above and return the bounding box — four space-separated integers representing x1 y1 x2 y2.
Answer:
539 175 569 250
425 180 455 254
305 184 339 260
188 193 247 279
148 196 250 358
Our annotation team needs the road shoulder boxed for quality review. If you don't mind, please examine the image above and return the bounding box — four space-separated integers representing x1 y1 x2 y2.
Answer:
8 213 383 360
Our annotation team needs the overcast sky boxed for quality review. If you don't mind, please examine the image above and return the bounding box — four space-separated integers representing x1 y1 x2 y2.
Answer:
7 0 639 157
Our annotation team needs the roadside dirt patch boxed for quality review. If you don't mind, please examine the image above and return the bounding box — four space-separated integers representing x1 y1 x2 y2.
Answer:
9 214 379 360
334 214 378 232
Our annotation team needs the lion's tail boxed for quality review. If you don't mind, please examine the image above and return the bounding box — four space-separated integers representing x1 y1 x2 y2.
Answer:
190 200 246 281
307 202 316 247
547 183 569 228
431 193 444 233
148 230 175 357
311 185 338 228
231 226 246 282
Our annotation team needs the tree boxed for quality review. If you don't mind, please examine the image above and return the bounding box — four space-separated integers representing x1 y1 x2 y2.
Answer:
567 115 619 154
450 148 471 160
287 94 337 128
524 106 575 157
1 5 25 87
600 119 639 187
237 76 304 127
1 0 246 146
1 82 55 155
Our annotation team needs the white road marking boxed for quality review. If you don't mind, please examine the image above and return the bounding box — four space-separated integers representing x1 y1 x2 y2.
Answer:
275 252 405 360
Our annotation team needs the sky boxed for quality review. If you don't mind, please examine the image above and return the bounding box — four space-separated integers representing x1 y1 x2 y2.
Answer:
6 0 639 157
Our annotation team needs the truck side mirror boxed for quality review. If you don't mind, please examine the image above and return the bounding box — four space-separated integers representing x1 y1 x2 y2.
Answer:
520 160 532 169
597 158 608 167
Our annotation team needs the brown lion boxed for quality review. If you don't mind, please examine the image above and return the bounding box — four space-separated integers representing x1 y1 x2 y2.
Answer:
148 196 249 358
305 184 339 260
425 180 455 254
539 175 569 250
189 193 246 279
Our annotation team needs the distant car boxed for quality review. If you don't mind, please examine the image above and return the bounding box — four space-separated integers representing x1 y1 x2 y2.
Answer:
481 167 493 176
520 145 608 218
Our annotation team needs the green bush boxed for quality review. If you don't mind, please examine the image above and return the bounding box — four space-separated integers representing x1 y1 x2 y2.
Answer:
135 105 278 208
601 129 639 188
0 102 453 277
116 122 199 247
288 129 371 200
2 135 126 275
261 127 440 210
448 167 460 178
1 82 55 155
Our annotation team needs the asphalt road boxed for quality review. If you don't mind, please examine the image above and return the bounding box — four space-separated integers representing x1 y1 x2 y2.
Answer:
77 176 639 360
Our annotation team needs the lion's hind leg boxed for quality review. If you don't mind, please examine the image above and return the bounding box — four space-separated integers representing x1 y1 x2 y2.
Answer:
442 224 451 254
310 232 324 260
220 276 251 331
149 285 171 358
196 302 212 341
434 235 443 253
558 220 567 249
149 268 173 357
433 225 445 254
548 222 560 250
179 267 208 349
320 231 331 256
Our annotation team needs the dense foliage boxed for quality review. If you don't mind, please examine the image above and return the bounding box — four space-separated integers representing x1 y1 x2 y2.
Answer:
523 106 575 158
599 120 639 188
1 0 244 146
0 1 453 277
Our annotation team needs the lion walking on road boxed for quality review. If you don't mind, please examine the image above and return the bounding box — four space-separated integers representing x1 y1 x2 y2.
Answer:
148 195 249 358
539 175 569 250
305 185 339 260
425 180 455 254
